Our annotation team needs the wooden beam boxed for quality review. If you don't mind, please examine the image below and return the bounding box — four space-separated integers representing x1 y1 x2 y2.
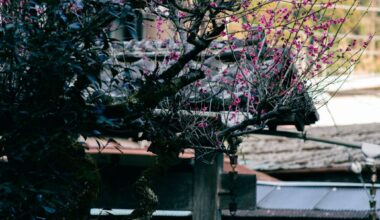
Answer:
193 153 223 220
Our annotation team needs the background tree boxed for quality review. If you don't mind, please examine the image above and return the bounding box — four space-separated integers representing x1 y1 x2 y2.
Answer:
0 0 134 218
0 0 372 219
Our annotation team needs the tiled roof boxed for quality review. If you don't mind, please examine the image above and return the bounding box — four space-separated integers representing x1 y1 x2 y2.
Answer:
84 139 278 181
107 39 318 129
239 123 380 171
109 39 267 108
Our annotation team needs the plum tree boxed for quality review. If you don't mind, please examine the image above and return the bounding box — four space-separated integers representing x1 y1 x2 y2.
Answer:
0 0 371 219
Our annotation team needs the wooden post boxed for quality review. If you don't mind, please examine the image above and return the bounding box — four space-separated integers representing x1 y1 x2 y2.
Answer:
193 153 223 220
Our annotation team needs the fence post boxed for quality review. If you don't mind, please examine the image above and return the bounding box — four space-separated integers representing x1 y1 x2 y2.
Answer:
193 153 223 220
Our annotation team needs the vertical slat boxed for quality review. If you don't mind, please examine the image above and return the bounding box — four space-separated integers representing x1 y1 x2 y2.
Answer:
193 153 223 220
220 174 256 210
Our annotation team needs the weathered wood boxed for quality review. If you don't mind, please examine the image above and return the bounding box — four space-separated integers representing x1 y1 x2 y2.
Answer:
92 153 257 218
220 174 256 210
193 153 223 220
92 159 194 211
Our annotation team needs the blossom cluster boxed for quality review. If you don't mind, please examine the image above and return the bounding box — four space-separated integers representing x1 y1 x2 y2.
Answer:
143 0 371 130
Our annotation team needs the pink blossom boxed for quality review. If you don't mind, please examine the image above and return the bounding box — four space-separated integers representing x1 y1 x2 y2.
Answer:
233 97 241 105
229 112 237 120
241 0 251 9
242 23 251 31
362 35 373 48
297 83 304 93
0 0 9 5
178 11 187 18
199 88 208 94
259 15 267 26
209 2 218 8
169 51 180 61
325 2 333 8
230 15 239 23
302 0 310 6
236 73 243 80
156 17 164 33
227 34 236 41
197 122 208 129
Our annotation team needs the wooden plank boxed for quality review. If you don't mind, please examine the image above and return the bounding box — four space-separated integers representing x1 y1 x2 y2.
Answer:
220 174 256 210
154 172 193 210
193 153 223 220
92 154 256 217
93 161 194 211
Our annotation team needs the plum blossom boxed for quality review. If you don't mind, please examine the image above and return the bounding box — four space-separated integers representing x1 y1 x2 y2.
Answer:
209 2 218 8
197 121 208 128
